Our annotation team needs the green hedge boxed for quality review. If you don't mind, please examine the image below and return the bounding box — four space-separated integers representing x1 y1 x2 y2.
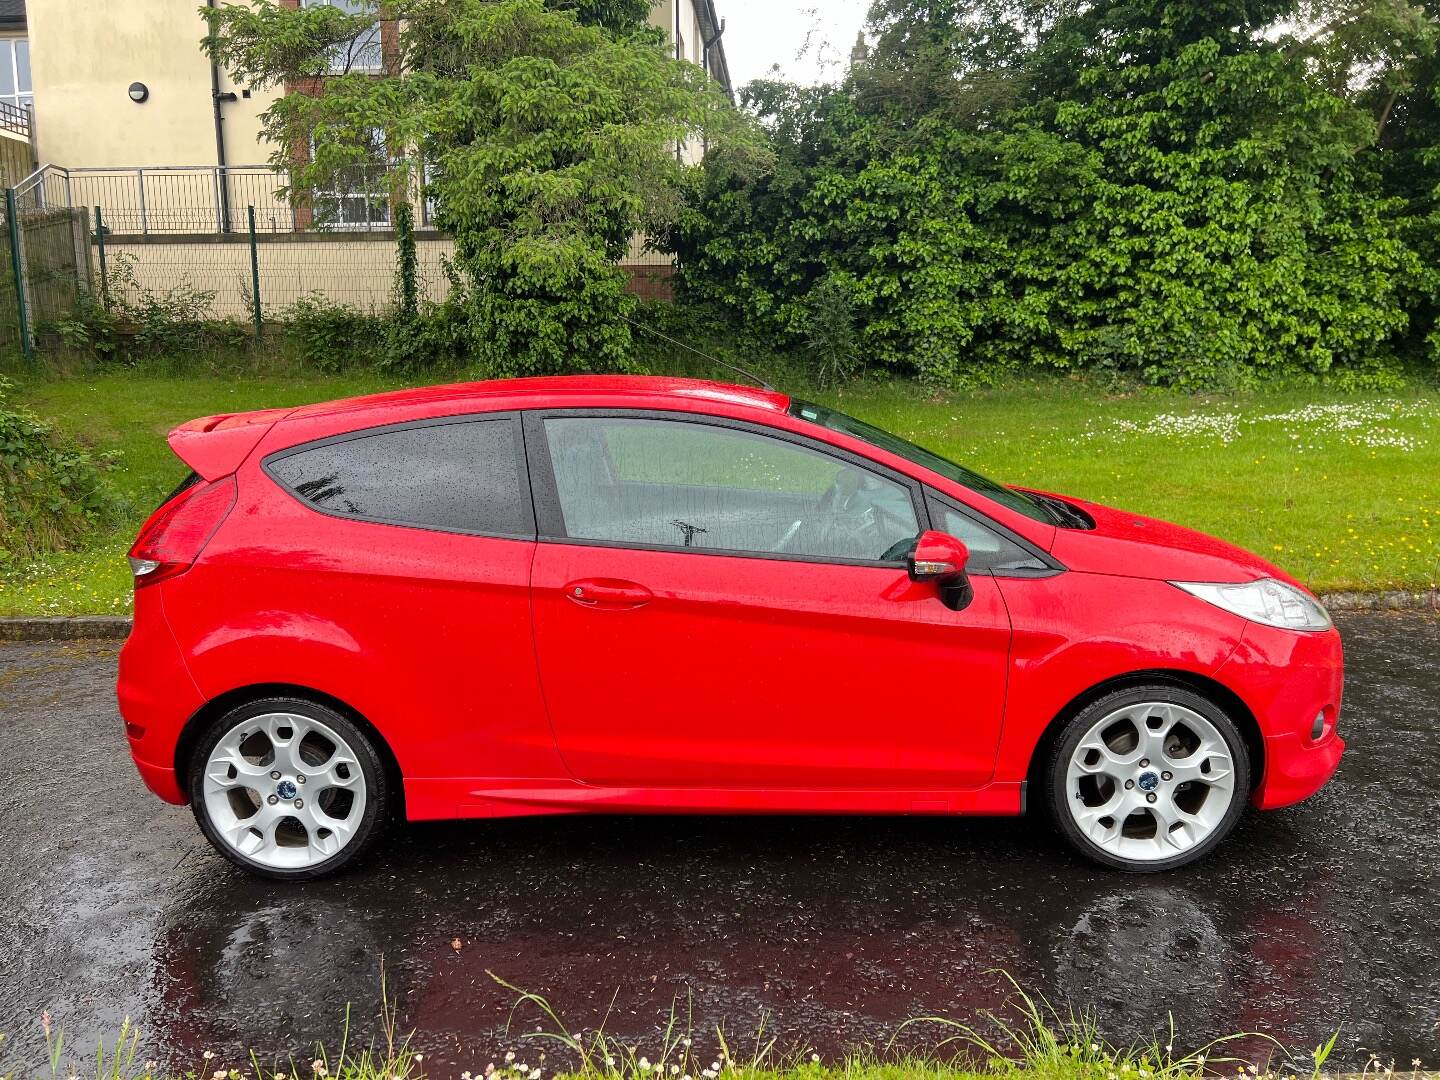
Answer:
0 376 124 564
672 6 1439 388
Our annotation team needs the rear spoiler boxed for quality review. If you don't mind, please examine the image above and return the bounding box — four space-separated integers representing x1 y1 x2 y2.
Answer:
167 407 292 481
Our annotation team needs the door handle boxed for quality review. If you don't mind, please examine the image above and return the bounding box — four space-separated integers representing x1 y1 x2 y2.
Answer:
564 578 653 610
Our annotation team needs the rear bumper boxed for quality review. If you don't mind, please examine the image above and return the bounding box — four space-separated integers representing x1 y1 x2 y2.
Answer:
132 755 186 804
116 585 205 806
1214 622 1345 810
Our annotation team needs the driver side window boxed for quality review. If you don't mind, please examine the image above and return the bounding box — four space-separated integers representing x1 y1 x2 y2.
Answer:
542 416 920 563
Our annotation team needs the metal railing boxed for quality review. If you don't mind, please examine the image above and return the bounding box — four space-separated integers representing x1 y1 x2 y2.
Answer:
11 163 672 268
0 160 676 358
13 162 426 236
11 164 70 215
0 100 31 140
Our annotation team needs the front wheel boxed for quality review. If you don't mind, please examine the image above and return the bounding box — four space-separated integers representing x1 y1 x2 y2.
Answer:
188 698 389 880
1047 686 1250 872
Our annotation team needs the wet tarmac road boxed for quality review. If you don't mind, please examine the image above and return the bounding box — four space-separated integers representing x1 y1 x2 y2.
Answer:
1 612 1438 1075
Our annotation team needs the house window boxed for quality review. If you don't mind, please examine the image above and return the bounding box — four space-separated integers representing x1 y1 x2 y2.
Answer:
311 130 393 230
0 39 33 112
316 168 391 228
303 0 383 74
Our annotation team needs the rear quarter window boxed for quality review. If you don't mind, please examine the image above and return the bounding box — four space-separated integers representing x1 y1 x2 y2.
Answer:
266 418 530 536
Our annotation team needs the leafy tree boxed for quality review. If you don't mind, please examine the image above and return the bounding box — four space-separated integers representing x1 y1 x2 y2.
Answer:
850 0 1046 129
677 0 1428 387
203 0 765 375
1285 0 1437 142
1286 1 1440 361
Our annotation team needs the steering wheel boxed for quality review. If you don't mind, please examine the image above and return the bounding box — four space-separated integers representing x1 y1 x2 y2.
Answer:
774 472 918 559
880 536 917 562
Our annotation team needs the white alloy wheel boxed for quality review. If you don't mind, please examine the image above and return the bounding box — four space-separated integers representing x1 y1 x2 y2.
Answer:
1062 699 1241 866
200 710 369 871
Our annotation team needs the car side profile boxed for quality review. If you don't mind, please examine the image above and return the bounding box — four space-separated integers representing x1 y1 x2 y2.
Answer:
117 376 1344 879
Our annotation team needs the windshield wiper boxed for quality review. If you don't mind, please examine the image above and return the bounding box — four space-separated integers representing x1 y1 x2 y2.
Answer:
1025 492 1093 530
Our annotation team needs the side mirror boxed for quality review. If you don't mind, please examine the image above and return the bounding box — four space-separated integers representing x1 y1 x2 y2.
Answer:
908 530 973 610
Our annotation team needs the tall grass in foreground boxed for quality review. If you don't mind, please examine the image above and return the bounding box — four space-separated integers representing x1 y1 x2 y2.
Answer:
2 973 1409 1080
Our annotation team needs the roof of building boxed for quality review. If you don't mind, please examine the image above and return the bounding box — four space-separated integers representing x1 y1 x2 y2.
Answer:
0 0 23 28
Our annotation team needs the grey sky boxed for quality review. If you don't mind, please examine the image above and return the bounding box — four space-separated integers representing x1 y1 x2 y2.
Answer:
716 0 872 90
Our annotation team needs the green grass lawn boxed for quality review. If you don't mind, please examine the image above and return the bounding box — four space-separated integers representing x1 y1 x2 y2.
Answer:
6 975 1344 1080
2 369 1437 615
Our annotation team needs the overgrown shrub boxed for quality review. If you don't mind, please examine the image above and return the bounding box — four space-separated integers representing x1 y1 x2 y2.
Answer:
0 376 123 564
46 254 249 364
280 286 476 374
802 274 862 386
202 0 767 380
280 293 388 372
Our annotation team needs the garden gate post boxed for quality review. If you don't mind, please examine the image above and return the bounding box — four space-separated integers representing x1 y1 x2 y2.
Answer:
6 186 33 362
248 205 262 343
94 206 108 309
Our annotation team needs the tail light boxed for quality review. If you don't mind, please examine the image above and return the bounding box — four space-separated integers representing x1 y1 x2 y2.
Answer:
128 475 237 588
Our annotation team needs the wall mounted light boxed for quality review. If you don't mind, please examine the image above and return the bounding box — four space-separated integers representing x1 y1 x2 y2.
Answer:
128 82 149 104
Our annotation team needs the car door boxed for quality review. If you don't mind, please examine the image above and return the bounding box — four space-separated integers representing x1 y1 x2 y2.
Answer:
525 410 1014 792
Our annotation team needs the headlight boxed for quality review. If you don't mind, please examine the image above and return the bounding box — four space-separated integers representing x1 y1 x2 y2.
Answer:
1171 578 1332 632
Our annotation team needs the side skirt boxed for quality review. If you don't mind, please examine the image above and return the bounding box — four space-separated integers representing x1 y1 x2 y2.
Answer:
403 778 1025 821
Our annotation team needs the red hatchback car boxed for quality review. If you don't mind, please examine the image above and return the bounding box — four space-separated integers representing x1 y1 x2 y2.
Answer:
117 376 1344 879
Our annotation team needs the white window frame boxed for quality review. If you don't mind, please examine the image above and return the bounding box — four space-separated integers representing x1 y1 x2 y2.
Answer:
302 0 384 75
0 38 33 112
311 130 394 231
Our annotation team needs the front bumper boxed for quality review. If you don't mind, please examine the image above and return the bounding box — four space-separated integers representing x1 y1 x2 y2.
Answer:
1256 728 1344 810
1214 621 1345 809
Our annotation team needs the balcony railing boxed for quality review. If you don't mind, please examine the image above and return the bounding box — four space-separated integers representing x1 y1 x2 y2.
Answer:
8 161 674 267
13 163 427 235
0 100 31 140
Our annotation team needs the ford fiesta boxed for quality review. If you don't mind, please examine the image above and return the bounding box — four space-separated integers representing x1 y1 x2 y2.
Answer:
117 376 1344 879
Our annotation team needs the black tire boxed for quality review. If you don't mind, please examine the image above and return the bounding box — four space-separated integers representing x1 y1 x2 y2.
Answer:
1046 684 1251 872
188 697 389 881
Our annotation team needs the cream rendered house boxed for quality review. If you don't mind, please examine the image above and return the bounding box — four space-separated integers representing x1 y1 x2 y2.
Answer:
9 0 728 308
21 0 729 193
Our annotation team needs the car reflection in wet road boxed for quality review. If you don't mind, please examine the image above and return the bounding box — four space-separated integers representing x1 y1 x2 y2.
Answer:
1 613 1436 1075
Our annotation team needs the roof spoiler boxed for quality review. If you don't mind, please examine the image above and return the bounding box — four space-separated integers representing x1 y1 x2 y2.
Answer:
167 407 291 481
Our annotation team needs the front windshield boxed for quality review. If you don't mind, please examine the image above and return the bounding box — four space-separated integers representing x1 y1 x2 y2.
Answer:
788 400 1061 526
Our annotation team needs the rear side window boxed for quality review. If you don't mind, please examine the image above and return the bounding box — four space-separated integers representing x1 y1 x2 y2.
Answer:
267 418 529 536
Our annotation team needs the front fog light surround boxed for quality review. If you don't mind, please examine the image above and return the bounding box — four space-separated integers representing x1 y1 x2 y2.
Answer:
1171 578 1333 632
1311 710 1326 740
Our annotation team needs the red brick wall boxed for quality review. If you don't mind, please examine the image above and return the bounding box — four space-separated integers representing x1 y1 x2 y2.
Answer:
623 265 676 301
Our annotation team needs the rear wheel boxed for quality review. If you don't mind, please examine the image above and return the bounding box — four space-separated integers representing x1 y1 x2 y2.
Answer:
1047 686 1250 872
188 698 389 880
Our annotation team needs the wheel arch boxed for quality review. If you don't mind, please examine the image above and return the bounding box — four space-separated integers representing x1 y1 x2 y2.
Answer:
173 683 405 816
1022 669 1263 807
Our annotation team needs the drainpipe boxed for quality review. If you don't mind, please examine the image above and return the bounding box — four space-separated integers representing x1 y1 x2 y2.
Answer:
207 0 236 232
702 14 726 88
674 1 683 162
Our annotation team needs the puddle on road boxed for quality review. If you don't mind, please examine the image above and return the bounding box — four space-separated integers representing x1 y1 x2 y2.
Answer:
1 615 1437 1075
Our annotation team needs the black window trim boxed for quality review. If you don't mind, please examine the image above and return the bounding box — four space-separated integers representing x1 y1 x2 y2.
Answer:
924 491 1066 579
260 411 537 541
521 408 931 570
